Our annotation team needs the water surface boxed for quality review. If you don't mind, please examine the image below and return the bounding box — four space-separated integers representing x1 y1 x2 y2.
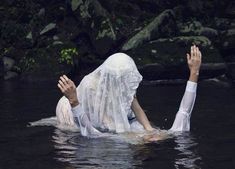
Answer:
0 79 234 169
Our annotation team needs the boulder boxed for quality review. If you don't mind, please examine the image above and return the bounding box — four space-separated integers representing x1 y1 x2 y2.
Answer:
200 27 218 39
40 23 57 36
71 0 117 56
38 8 45 17
213 18 235 30
200 63 227 79
125 36 224 80
138 63 165 80
220 28 235 52
125 36 222 65
138 63 227 81
3 56 15 72
178 21 218 39
4 71 18 80
122 9 177 51
71 0 82 11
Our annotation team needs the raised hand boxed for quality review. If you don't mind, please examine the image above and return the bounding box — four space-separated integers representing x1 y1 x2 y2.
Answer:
187 45 202 74
186 45 202 82
57 75 79 107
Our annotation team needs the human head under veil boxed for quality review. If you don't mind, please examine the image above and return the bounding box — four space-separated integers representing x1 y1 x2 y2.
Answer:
56 53 144 135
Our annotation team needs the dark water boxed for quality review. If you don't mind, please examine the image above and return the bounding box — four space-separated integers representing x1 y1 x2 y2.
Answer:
0 79 234 169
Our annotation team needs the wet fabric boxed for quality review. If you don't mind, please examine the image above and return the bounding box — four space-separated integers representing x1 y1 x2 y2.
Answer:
56 53 144 136
55 53 198 138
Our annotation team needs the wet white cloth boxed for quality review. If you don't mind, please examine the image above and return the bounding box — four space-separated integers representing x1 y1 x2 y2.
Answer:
56 53 197 137
169 81 197 131
56 53 144 137
69 81 197 135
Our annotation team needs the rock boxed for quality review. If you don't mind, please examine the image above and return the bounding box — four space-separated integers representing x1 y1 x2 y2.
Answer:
91 18 117 56
95 19 116 40
138 63 165 80
124 34 225 80
213 18 235 30
25 31 34 47
122 9 177 51
71 0 83 11
26 32 33 40
178 21 218 39
72 0 109 18
221 28 235 51
125 36 223 67
3 56 15 72
70 0 115 56
200 27 218 39
38 8 45 17
40 23 57 36
200 63 227 79
4 71 18 80
53 41 63 45
138 63 227 81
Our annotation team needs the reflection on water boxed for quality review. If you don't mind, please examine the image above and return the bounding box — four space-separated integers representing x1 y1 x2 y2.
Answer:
52 127 202 169
52 129 143 169
173 133 201 169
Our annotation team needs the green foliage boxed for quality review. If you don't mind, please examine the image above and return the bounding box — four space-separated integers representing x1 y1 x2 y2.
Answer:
59 48 78 65
19 56 37 72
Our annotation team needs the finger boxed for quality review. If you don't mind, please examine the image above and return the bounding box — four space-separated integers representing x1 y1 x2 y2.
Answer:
60 76 68 84
193 45 197 59
63 75 69 81
199 50 202 59
59 80 67 88
187 53 190 61
57 84 64 93
191 46 194 58
196 47 199 59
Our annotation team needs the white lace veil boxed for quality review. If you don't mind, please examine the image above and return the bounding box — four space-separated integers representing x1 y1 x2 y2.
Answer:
56 53 143 135
76 53 143 133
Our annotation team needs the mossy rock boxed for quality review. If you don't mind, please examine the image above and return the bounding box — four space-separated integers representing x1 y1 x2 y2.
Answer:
125 36 224 67
122 9 177 51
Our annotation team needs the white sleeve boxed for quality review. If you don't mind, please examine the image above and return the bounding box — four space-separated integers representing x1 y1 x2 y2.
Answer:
169 81 197 131
71 105 102 136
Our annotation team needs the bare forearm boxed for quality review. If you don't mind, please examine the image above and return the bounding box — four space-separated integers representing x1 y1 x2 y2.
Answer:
131 98 153 131
189 70 199 83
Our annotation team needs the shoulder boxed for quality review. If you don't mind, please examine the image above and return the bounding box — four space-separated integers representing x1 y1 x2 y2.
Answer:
78 74 97 91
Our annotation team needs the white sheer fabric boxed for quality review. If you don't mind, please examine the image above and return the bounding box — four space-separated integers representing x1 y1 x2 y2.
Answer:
56 53 144 136
56 53 198 138
169 81 197 132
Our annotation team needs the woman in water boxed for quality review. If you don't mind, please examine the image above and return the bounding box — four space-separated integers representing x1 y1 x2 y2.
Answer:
56 45 201 141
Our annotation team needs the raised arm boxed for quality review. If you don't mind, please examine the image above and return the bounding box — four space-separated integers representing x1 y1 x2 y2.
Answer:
57 75 101 136
170 45 202 131
58 75 79 108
